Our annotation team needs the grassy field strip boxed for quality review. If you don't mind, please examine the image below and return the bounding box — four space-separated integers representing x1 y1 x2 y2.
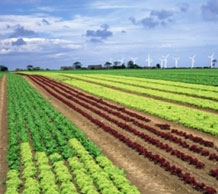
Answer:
83 74 218 100
63 74 218 112
52 76 218 135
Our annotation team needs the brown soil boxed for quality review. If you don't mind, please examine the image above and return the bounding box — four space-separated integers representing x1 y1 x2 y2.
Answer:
63 75 218 115
25 75 218 194
0 75 8 194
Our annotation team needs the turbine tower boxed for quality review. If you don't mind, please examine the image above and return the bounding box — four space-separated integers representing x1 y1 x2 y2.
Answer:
190 55 196 69
131 57 138 65
208 53 215 68
162 55 169 68
146 54 153 67
174 57 180 68
159 58 164 68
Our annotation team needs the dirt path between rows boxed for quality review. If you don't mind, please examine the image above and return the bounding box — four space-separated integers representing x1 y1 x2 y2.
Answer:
0 74 8 194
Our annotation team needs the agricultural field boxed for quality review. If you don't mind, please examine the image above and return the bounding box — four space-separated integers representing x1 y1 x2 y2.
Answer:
0 74 139 194
36 69 218 86
1 69 218 194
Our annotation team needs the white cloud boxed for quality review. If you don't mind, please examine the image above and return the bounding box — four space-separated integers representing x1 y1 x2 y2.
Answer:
0 37 82 54
0 14 106 40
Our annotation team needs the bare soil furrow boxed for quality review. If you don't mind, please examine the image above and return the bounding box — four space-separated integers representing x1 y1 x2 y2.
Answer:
0 75 8 194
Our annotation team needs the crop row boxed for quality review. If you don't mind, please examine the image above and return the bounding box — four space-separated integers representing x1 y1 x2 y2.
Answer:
31 75 218 165
86 74 218 96
32 77 206 168
69 138 139 193
28 74 217 193
7 140 135 194
36 74 214 148
36 74 151 122
6 74 138 193
34 75 218 162
210 169 218 180
74 75 218 111
171 129 214 147
41 74 218 135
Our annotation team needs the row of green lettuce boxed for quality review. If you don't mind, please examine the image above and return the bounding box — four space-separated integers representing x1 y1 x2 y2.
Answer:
6 73 140 194
48 75 218 136
62 74 218 112
85 74 218 95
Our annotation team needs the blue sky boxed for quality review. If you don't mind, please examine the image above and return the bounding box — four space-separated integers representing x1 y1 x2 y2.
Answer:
0 0 218 70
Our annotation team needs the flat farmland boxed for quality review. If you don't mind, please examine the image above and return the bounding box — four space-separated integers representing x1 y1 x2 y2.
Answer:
1 69 218 194
41 69 218 86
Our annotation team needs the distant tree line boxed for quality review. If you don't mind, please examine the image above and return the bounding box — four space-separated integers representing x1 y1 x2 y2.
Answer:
60 60 146 71
60 62 82 70
0 65 8 71
15 65 50 71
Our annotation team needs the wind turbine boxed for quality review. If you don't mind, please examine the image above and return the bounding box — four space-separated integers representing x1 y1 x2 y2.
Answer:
208 53 215 68
131 57 138 65
162 55 169 68
174 57 180 68
145 54 153 67
190 55 196 68
159 58 164 68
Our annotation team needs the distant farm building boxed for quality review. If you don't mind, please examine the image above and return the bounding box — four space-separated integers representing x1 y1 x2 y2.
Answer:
87 64 102 70
60 66 73 70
